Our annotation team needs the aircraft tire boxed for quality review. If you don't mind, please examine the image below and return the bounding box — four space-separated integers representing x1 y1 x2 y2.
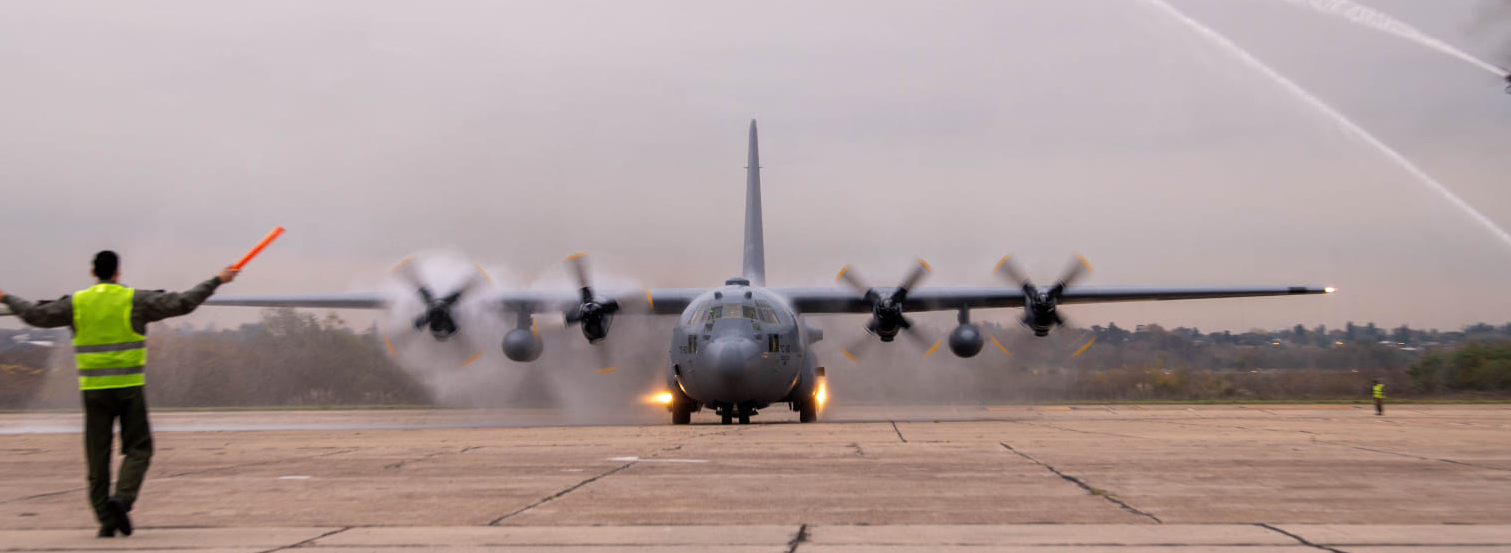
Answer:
798 401 817 423
738 413 750 425
721 412 733 425
672 409 692 425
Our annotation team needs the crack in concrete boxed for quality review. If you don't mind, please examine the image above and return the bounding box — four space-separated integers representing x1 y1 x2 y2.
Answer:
487 460 638 526
889 421 907 443
785 523 809 553
1258 523 1346 553
257 526 352 552
1000 442 1162 524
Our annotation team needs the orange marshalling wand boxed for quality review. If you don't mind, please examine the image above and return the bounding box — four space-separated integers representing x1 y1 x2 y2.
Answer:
232 226 284 270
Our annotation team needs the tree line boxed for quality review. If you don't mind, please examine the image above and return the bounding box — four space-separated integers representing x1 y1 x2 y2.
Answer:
3 312 1510 408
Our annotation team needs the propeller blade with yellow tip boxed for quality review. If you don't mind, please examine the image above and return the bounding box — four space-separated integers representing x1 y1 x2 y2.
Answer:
990 334 1012 356
899 257 932 291
835 264 871 294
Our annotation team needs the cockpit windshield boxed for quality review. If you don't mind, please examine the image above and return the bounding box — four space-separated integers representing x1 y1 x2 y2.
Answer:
686 300 781 325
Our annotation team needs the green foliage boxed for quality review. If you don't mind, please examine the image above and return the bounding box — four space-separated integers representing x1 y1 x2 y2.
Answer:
143 308 430 407
1410 340 1511 393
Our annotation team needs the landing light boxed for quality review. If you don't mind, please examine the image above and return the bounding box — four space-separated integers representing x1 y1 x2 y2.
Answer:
649 391 675 405
1324 287 1337 294
814 381 828 409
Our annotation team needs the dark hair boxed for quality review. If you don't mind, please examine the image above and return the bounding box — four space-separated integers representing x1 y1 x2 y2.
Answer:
92 250 119 280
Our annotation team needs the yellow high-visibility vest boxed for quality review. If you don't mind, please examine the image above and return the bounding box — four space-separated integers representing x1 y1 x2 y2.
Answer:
71 283 146 390
1372 383 1385 399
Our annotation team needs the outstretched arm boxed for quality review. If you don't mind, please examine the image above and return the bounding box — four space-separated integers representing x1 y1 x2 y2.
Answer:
0 289 76 329
135 267 239 323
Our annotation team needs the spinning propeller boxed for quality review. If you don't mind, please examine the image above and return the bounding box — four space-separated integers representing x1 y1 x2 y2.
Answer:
992 254 1097 357
561 253 624 372
834 258 941 361
383 253 494 367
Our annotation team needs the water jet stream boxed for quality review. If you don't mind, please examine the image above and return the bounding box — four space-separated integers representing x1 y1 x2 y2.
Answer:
1275 0 1509 79
1142 0 1511 252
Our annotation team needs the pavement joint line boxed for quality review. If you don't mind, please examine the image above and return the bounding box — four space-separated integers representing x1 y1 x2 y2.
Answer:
382 447 466 471
486 460 638 526
1257 523 1346 553
484 425 748 526
999 442 1162 524
1314 439 1511 473
1141 418 1321 436
257 526 352 553
160 448 359 479
1017 420 1143 439
0 486 87 505
785 523 809 553
889 420 907 443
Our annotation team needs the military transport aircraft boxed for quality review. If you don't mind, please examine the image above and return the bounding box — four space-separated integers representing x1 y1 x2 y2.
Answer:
188 121 1331 424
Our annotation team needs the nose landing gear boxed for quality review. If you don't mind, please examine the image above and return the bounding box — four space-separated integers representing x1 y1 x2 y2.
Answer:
716 404 757 425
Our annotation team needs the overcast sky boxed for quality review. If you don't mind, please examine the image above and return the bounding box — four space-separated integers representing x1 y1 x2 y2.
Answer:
2 0 1509 333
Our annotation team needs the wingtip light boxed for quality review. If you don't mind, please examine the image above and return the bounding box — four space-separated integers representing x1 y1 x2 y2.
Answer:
1325 287 1337 294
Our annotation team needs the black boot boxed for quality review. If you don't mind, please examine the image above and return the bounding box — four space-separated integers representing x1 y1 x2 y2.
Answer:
105 497 132 536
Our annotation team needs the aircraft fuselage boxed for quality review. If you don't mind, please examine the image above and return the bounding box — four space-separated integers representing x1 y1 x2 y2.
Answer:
667 278 817 418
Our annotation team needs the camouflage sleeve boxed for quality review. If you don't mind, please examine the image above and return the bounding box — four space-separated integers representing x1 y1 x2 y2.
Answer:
1 294 75 329
134 277 223 323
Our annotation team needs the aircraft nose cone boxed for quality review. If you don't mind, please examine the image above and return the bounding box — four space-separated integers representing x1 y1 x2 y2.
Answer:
687 336 763 403
708 337 760 379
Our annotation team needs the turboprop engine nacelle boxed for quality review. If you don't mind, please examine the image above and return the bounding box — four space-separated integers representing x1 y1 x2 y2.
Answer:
502 327 543 362
949 323 984 358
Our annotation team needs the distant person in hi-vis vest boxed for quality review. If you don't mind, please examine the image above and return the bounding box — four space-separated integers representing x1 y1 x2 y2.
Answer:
1372 380 1386 416
0 251 237 538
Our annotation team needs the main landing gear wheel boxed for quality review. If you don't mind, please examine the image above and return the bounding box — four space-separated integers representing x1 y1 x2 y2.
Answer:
672 407 692 425
721 412 733 425
738 413 751 425
798 400 817 423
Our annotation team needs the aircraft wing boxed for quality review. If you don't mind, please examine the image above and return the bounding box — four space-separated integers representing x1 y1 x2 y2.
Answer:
1055 285 1331 304
202 288 708 316
772 285 1329 314
203 285 1328 316
773 286 1025 313
203 292 387 310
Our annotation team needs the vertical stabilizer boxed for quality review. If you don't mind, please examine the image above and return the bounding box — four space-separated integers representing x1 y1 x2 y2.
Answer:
743 119 766 286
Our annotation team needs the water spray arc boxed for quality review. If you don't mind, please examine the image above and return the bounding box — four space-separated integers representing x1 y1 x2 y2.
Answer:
1273 0 1511 86
1142 0 1511 253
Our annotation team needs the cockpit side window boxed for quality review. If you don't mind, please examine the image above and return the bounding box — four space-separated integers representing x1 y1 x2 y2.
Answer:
755 301 781 324
685 301 716 326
